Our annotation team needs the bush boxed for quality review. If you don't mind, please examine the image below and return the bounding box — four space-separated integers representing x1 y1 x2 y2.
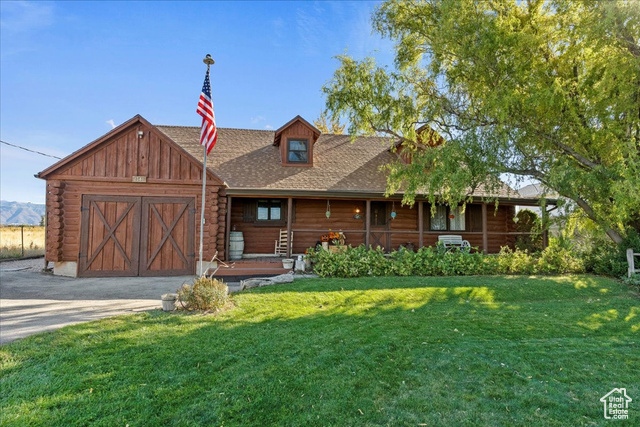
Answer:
581 229 640 277
537 237 585 274
309 238 590 278
514 209 543 252
177 277 229 311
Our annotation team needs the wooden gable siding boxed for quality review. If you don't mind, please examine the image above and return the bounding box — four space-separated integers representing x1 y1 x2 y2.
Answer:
51 124 204 183
278 121 317 166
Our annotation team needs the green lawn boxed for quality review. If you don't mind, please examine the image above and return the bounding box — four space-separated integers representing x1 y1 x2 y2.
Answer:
1 276 638 426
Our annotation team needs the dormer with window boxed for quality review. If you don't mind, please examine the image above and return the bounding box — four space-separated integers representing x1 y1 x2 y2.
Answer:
273 115 321 166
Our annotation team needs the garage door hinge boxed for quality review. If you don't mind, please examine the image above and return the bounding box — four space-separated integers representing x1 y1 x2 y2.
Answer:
189 253 196 257
78 253 86 258
189 208 197 214
80 207 89 211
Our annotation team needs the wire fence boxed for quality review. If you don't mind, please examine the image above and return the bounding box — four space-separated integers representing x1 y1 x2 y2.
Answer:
0 225 45 259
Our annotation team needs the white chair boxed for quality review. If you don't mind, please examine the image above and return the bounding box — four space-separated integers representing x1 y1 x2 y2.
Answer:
438 235 471 250
627 248 640 278
275 230 292 256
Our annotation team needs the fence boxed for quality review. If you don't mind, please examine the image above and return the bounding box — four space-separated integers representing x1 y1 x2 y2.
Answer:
0 225 45 259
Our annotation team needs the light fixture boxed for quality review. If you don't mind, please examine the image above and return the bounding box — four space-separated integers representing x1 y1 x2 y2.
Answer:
390 201 397 219
137 130 144 138
325 200 331 218
353 207 362 220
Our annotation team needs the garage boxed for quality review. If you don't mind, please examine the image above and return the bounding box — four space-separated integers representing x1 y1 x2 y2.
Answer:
79 195 195 277
37 115 226 278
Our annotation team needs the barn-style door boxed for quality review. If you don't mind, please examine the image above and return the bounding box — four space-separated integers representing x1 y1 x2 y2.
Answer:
79 195 195 277
79 196 142 277
139 197 195 276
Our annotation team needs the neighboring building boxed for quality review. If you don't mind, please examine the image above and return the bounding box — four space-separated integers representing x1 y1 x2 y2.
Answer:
37 115 549 277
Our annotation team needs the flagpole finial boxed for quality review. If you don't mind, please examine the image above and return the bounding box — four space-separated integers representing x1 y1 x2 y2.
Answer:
203 54 215 66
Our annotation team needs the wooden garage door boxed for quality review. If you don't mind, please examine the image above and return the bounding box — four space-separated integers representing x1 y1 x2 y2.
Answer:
79 196 142 277
79 196 195 277
139 197 195 276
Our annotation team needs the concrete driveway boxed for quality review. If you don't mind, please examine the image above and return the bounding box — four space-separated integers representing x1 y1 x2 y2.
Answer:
0 258 196 345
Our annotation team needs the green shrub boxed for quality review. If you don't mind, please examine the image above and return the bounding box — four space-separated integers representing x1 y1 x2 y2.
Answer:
514 209 543 252
177 277 229 311
538 237 585 274
581 229 640 277
496 246 538 274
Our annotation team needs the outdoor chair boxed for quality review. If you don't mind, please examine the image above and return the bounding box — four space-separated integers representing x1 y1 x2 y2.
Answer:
627 248 640 278
275 230 292 256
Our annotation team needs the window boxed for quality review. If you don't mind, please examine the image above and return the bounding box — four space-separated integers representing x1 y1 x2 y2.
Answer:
429 205 466 231
430 205 447 231
449 206 465 231
287 139 309 163
371 202 387 226
257 199 282 221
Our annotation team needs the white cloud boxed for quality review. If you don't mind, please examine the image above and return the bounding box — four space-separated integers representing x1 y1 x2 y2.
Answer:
0 1 54 33
264 125 273 130
106 119 116 129
250 115 265 124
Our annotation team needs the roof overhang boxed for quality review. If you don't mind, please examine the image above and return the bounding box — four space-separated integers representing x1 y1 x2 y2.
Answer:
223 188 557 205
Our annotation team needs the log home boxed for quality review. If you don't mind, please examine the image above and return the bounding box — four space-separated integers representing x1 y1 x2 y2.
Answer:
37 114 550 277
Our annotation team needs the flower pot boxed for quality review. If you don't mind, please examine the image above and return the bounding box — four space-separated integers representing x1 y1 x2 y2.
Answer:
282 258 294 269
161 293 177 312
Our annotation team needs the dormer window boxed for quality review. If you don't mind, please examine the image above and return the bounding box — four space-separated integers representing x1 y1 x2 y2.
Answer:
287 139 309 163
274 115 320 167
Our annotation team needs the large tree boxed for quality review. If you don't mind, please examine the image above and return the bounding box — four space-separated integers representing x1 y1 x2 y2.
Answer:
323 0 640 243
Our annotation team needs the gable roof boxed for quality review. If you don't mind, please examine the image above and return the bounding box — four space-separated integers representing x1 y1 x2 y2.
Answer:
273 115 321 146
36 115 224 185
156 124 521 200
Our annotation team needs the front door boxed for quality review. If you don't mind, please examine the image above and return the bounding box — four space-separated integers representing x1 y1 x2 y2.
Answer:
370 201 390 251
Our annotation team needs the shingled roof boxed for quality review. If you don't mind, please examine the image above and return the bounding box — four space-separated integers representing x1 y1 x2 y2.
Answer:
155 124 521 199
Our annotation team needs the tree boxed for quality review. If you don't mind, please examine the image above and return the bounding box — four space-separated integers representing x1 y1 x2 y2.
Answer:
314 111 346 134
323 0 640 243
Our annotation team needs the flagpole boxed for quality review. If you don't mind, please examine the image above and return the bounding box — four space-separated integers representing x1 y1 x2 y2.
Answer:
199 146 207 276
199 54 215 276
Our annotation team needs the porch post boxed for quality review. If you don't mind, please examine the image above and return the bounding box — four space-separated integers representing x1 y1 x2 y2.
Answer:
365 199 371 248
225 196 232 261
418 201 424 248
482 203 488 254
287 197 293 258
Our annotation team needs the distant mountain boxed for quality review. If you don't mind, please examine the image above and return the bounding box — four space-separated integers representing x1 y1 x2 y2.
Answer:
0 200 46 225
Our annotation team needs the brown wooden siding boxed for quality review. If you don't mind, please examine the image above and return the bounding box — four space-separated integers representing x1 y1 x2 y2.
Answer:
45 180 222 265
229 198 518 255
54 123 204 184
278 121 316 166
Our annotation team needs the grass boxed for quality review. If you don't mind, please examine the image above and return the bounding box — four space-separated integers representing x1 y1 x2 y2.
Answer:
0 226 45 259
1 275 638 426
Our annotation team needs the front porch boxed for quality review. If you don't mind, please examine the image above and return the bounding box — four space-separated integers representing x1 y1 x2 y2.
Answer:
223 195 551 260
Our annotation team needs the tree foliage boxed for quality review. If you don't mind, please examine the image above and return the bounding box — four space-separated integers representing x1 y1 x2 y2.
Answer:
323 0 640 243
314 111 346 134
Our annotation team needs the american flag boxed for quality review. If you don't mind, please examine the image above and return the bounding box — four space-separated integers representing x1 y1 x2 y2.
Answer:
197 68 217 154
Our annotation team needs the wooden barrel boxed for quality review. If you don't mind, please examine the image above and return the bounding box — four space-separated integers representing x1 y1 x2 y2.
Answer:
229 231 244 260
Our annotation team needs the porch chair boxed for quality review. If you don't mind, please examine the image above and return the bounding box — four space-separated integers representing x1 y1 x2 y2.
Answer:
438 235 471 250
275 229 293 256
627 248 640 278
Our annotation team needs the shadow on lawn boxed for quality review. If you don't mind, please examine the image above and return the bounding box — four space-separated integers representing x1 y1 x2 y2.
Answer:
2 290 639 426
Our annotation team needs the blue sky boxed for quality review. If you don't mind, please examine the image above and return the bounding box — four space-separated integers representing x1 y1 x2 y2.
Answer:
1 1 392 203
